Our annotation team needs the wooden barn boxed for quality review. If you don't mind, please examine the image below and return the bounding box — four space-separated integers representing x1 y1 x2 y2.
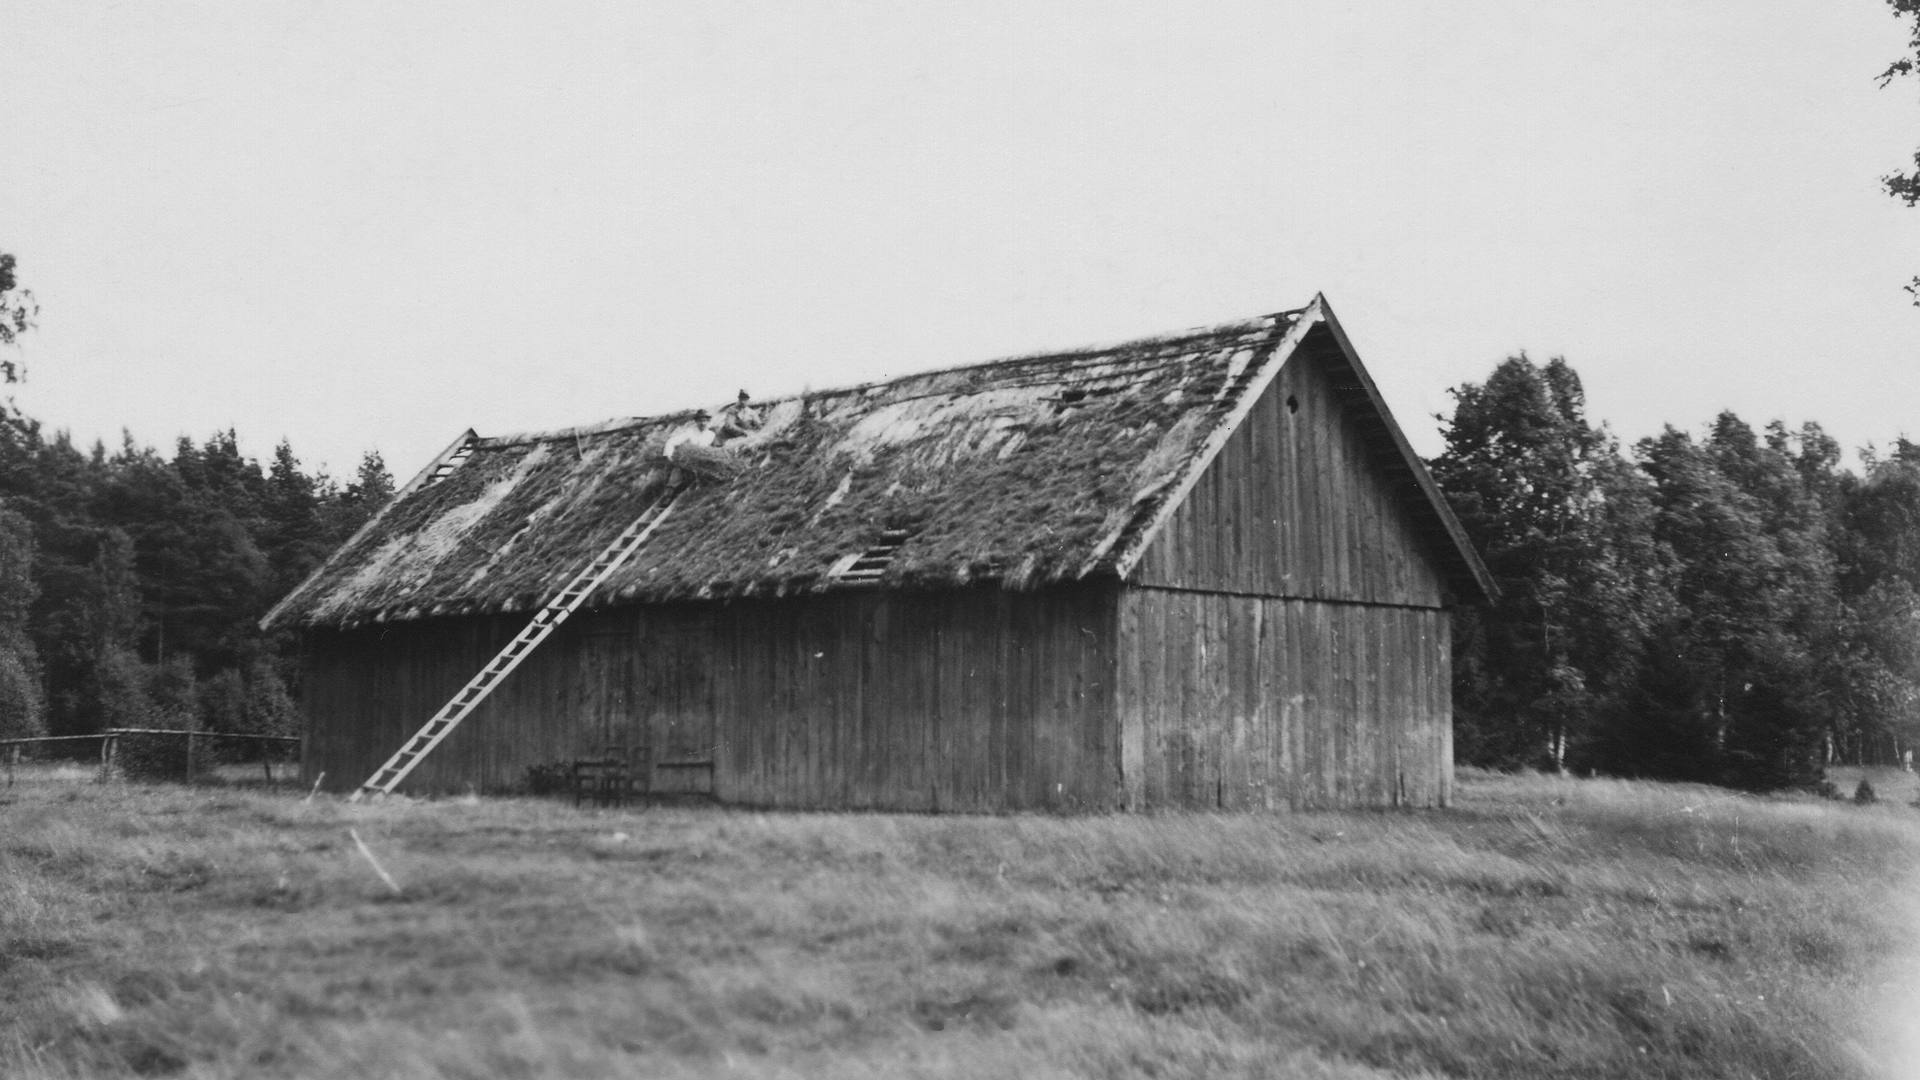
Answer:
263 295 1493 810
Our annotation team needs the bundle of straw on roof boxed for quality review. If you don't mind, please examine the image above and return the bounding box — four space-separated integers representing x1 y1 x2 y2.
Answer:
668 440 745 481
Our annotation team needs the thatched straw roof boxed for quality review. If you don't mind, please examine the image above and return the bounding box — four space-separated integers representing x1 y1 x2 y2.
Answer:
263 298 1487 630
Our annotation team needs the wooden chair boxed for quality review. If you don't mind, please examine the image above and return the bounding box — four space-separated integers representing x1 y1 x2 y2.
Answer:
571 748 633 808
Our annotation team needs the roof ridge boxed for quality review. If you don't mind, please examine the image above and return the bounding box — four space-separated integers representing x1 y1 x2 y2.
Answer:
473 307 1307 448
478 412 701 449
884 308 1298 382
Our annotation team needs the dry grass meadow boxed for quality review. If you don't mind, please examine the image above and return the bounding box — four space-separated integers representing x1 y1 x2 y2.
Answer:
3 766 1918 1079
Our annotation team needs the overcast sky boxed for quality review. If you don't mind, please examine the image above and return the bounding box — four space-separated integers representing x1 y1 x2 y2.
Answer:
4 1 1918 481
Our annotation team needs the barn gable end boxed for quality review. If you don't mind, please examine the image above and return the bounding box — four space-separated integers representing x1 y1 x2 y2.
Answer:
1119 298 1488 604
1110 300 1482 810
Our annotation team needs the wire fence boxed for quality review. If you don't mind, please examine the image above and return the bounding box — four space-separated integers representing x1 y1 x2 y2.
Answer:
2 729 301 786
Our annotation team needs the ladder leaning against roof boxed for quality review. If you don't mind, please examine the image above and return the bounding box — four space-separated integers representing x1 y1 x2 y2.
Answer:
348 480 690 801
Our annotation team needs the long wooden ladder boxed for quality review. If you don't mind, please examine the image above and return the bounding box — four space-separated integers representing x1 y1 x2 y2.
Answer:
349 483 687 801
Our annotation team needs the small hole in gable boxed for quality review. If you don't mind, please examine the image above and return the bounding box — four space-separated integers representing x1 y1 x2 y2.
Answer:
1286 395 1299 414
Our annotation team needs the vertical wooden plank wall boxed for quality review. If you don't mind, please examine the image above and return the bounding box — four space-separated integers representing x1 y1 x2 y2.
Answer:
1115 591 1451 810
1131 334 1449 607
1117 325 1462 809
699 585 1120 810
301 584 1123 810
301 609 646 794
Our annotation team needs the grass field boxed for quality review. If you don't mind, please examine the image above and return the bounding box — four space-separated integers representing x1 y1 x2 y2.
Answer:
3 768 1918 1079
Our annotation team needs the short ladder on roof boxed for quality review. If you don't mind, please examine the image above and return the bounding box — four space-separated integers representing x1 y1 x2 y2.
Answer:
424 436 479 486
830 528 913 586
348 482 689 801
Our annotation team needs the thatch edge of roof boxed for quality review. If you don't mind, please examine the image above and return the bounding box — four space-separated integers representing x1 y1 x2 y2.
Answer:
259 427 480 633
292 560 1139 633
1095 304 1317 581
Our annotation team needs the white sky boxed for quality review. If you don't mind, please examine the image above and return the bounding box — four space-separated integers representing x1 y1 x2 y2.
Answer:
4 1 1918 482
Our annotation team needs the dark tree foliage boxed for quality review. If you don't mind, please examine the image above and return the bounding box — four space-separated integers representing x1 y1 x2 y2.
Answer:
1 250 40 463
323 450 395 545
1434 350 1916 791
95 439 267 672
0 426 388 740
1429 356 1669 772
0 249 44 739
1830 440 1920 762
1621 422 1834 789
1841 439 1920 592
263 440 329 598
1880 0 1920 300
0 251 34 357
0 429 392 740
1594 628 1717 783
0 507 45 739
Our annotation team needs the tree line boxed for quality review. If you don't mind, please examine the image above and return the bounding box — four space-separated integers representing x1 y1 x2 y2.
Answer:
0 427 393 745
1431 356 1920 789
0 256 393 745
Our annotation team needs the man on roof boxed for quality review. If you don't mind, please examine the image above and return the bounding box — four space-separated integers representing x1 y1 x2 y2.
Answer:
716 390 762 443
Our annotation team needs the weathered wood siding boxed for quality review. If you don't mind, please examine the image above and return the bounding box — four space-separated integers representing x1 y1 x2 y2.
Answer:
301 584 1121 811
302 611 649 797
1119 326 1458 809
1115 590 1451 809
1132 332 1448 606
